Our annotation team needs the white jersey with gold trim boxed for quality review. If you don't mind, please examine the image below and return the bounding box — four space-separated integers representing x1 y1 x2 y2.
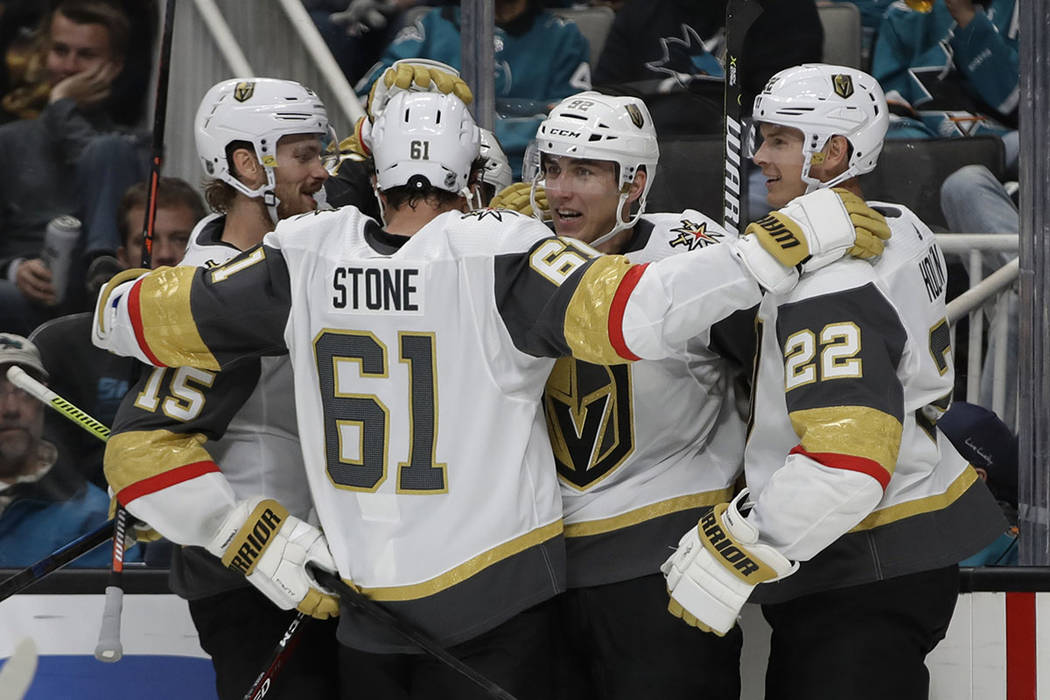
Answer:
549 212 750 587
743 202 1005 603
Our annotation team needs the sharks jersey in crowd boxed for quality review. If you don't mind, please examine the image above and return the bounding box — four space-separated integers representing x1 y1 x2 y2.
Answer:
872 0 1019 139
742 202 1005 603
545 211 754 588
101 204 764 652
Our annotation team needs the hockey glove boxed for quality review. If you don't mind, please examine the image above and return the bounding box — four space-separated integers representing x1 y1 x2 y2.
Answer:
489 182 549 219
366 59 473 122
732 187 890 294
662 490 797 636
206 498 340 619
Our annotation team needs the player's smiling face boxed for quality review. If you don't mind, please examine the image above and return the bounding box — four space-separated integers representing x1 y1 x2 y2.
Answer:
753 123 808 209
273 133 330 219
542 155 621 244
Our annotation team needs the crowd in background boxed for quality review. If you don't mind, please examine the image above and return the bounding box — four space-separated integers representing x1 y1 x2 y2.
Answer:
0 0 1021 570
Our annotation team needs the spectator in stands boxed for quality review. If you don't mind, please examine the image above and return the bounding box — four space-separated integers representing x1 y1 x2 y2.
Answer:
355 0 591 177
1 0 156 126
938 402 1019 566
0 0 147 335
871 0 1019 167
30 177 202 491
0 332 128 568
305 0 432 85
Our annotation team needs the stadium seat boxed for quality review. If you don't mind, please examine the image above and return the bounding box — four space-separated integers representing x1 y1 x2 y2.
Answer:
646 135 724 219
817 3 863 69
863 136 1006 231
551 6 616 68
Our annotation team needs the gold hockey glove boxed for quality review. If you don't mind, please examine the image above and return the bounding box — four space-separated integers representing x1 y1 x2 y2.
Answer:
366 59 473 122
490 182 549 219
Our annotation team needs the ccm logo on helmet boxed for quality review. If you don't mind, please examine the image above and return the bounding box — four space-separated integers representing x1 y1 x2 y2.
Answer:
699 510 762 578
547 129 581 138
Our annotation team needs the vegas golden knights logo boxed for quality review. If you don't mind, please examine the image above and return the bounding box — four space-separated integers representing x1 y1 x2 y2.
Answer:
832 74 854 99
544 359 634 489
234 81 256 102
625 104 645 129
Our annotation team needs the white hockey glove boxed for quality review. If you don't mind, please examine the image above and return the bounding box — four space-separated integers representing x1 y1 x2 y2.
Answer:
365 59 473 122
207 499 340 620
731 187 890 294
661 490 798 636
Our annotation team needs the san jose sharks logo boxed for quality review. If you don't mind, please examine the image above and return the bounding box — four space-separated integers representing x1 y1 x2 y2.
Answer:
644 24 725 87
544 359 634 490
669 219 723 251
234 81 255 102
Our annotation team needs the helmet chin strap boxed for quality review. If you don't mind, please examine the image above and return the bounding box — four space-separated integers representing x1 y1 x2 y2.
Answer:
589 190 644 249
263 190 280 226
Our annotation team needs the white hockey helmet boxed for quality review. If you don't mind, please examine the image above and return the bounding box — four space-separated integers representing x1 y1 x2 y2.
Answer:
751 64 889 190
364 91 480 195
479 128 513 192
195 78 335 205
535 91 659 246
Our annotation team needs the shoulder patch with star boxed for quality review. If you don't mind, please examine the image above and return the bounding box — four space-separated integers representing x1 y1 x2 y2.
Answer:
668 219 723 251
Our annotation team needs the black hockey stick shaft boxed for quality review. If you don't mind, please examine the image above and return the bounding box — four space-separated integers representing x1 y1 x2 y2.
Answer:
140 0 177 267
722 0 763 234
309 566 518 700
242 612 309 700
0 518 115 602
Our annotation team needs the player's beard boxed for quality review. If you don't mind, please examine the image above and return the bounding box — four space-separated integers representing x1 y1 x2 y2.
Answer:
275 184 321 219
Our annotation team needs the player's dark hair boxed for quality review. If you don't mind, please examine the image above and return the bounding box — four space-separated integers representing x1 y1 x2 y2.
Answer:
51 0 131 60
118 177 206 247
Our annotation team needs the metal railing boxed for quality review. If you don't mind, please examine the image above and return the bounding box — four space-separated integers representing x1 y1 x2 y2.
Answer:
936 234 1020 422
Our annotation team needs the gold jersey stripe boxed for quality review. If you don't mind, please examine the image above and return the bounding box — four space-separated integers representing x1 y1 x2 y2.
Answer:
564 256 636 365
564 488 735 538
137 266 219 371
105 429 212 493
789 405 903 477
848 466 979 532
359 520 564 601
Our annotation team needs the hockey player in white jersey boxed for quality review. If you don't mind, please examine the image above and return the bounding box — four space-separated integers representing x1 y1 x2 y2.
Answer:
106 77 341 699
94 87 886 699
661 64 1006 700
529 90 893 699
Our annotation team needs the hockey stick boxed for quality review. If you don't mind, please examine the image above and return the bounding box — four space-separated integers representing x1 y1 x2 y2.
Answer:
308 565 518 700
0 518 115 603
5 366 124 661
140 0 177 267
241 612 308 700
722 0 763 234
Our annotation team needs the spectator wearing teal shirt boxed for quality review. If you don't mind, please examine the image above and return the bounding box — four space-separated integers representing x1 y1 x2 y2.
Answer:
356 0 591 178
871 0 1019 164
0 333 136 568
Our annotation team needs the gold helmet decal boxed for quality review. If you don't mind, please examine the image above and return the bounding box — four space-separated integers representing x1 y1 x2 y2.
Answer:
544 358 635 490
625 104 645 129
234 81 256 102
832 74 854 99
